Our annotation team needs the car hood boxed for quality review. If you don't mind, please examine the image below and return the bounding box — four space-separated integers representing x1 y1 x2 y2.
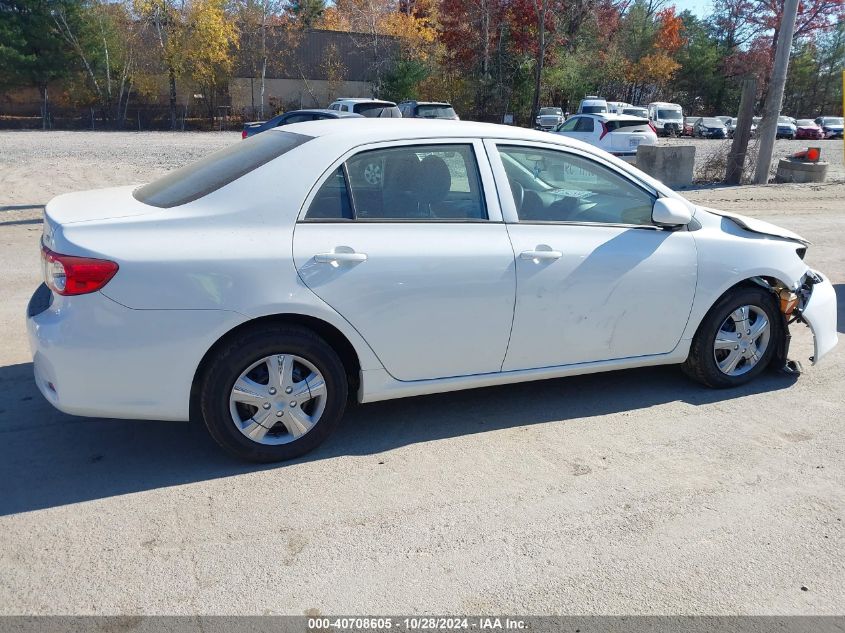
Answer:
699 206 810 246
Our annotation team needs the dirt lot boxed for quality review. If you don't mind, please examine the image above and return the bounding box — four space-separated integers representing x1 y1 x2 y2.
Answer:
0 131 843 615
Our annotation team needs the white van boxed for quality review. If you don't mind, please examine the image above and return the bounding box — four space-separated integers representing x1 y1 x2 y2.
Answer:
647 102 683 136
607 101 632 114
578 96 608 114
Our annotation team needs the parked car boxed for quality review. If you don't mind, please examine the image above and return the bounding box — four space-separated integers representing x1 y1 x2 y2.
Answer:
815 116 844 139
577 96 608 114
535 107 565 130
776 116 796 139
794 119 823 140
328 98 402 117
398 100 459 120
622 106 649 119
552 113 657 161
607 101 633 114
720 116 757 139
29 120 838 462
242 109 362 139
694 117 728 139
648 102 683 136
683 117 702 136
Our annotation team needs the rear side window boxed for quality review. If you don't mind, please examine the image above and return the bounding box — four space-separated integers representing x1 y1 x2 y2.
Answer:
305 144 486 220
606 119 649 130
574 117 594 132
135 131 311 208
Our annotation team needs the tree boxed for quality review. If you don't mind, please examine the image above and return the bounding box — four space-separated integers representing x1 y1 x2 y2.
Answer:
288 0 324 27
184 0 239 123
133 0 187 129
0 0 79 128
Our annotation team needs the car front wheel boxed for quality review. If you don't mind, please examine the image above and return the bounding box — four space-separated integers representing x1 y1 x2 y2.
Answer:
683 286 782 389
199 325 348 462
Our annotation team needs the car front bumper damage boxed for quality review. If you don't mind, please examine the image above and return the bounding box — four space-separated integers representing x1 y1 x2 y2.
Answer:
797 270 838 365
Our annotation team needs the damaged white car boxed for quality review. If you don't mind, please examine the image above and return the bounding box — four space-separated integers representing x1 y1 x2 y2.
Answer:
28 121 838 462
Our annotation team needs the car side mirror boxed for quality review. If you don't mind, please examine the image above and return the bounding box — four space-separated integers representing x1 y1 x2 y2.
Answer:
652 198 692 227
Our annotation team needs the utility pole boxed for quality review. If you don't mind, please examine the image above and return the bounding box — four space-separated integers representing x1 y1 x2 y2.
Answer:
725 78 757 185
753 0 800 184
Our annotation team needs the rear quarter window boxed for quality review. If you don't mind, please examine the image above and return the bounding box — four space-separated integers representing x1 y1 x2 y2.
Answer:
134 131 311 208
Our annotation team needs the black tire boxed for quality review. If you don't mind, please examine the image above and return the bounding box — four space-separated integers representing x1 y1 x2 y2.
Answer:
199 324 348 462
683 286 783 389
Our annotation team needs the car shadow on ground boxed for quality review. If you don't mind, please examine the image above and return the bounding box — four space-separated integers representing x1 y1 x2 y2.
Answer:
0 359 799 516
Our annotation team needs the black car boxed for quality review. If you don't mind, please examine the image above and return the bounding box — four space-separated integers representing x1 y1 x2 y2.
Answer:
242 109 362 138
397 101 459 120
694 117 727 139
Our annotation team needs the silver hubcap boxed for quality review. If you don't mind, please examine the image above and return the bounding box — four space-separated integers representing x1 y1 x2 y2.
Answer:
713 305 771 377
229 354 327 445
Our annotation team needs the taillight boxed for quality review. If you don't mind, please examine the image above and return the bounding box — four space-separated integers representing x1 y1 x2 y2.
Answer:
648 122 657 134
241 130 248 139
599 121 609 140
41 245 118 296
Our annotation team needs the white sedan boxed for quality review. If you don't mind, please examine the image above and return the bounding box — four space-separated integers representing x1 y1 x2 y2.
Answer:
28 120 838 462
552 113 657 161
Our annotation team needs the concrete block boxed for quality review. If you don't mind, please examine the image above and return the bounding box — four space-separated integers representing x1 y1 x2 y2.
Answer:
636 145 695 188
775 159 828 183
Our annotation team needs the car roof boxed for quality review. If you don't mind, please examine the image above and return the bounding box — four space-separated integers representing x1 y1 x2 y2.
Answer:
288 109 360 117
275 118 661 148
332 98 395 104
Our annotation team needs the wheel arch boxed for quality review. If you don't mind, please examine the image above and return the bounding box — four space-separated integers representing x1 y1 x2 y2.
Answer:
190 313 364 421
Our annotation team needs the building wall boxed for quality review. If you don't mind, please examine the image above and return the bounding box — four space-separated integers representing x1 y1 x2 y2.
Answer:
229 78 374 112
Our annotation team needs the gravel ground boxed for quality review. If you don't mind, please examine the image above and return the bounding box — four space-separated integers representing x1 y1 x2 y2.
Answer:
0 131 843 616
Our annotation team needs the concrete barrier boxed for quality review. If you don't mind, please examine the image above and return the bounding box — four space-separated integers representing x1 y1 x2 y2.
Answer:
775 158 828 183
635 145 695 188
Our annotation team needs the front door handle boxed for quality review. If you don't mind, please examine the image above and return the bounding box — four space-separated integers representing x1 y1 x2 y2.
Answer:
315 251 368 264
520 249 562 261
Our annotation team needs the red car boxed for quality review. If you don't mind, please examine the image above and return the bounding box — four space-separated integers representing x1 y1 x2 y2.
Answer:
795 119 823 140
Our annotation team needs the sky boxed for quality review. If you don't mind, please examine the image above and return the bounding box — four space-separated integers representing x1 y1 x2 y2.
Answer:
669 0 714 17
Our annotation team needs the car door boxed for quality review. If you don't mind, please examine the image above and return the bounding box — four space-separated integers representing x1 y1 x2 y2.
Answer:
292 140 516 382
484 140 698 371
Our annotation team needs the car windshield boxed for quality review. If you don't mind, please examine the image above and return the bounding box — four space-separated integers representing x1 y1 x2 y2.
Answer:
539 108 562 116
658 109 682 120
796 119 815 126
416 104 457 119
822 117 843 125
134 131 311 208
701 118 722 126
623 108 648 117
778 116 793 124
581 105 607 114
354 103 400 117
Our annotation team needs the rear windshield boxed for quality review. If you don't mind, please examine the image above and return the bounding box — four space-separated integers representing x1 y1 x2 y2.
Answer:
417 104 457 119
134 131 311 208
581 105 607 114
658 109 682 120
354 103 401 117
606 119 649 130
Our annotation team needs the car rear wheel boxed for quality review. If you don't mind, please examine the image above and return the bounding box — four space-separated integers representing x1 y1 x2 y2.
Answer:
199 325 348 462
683 286 782 389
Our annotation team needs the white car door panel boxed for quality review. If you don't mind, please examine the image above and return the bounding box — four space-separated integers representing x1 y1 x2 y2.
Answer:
486 140 698 370
293 140 516 382
504 224 697 369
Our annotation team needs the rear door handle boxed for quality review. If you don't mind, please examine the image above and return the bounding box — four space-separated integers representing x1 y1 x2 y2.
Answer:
315 251 368 264
520 249 562 261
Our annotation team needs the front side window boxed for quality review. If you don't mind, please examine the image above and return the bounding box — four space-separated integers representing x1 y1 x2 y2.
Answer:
556 117 579 132
305 144 486 220
497 145 655 225
135 131 311 208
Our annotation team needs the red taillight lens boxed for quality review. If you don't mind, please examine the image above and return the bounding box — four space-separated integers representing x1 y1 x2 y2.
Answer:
41 245 118 296
241 130 248 139
599 121 609 140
